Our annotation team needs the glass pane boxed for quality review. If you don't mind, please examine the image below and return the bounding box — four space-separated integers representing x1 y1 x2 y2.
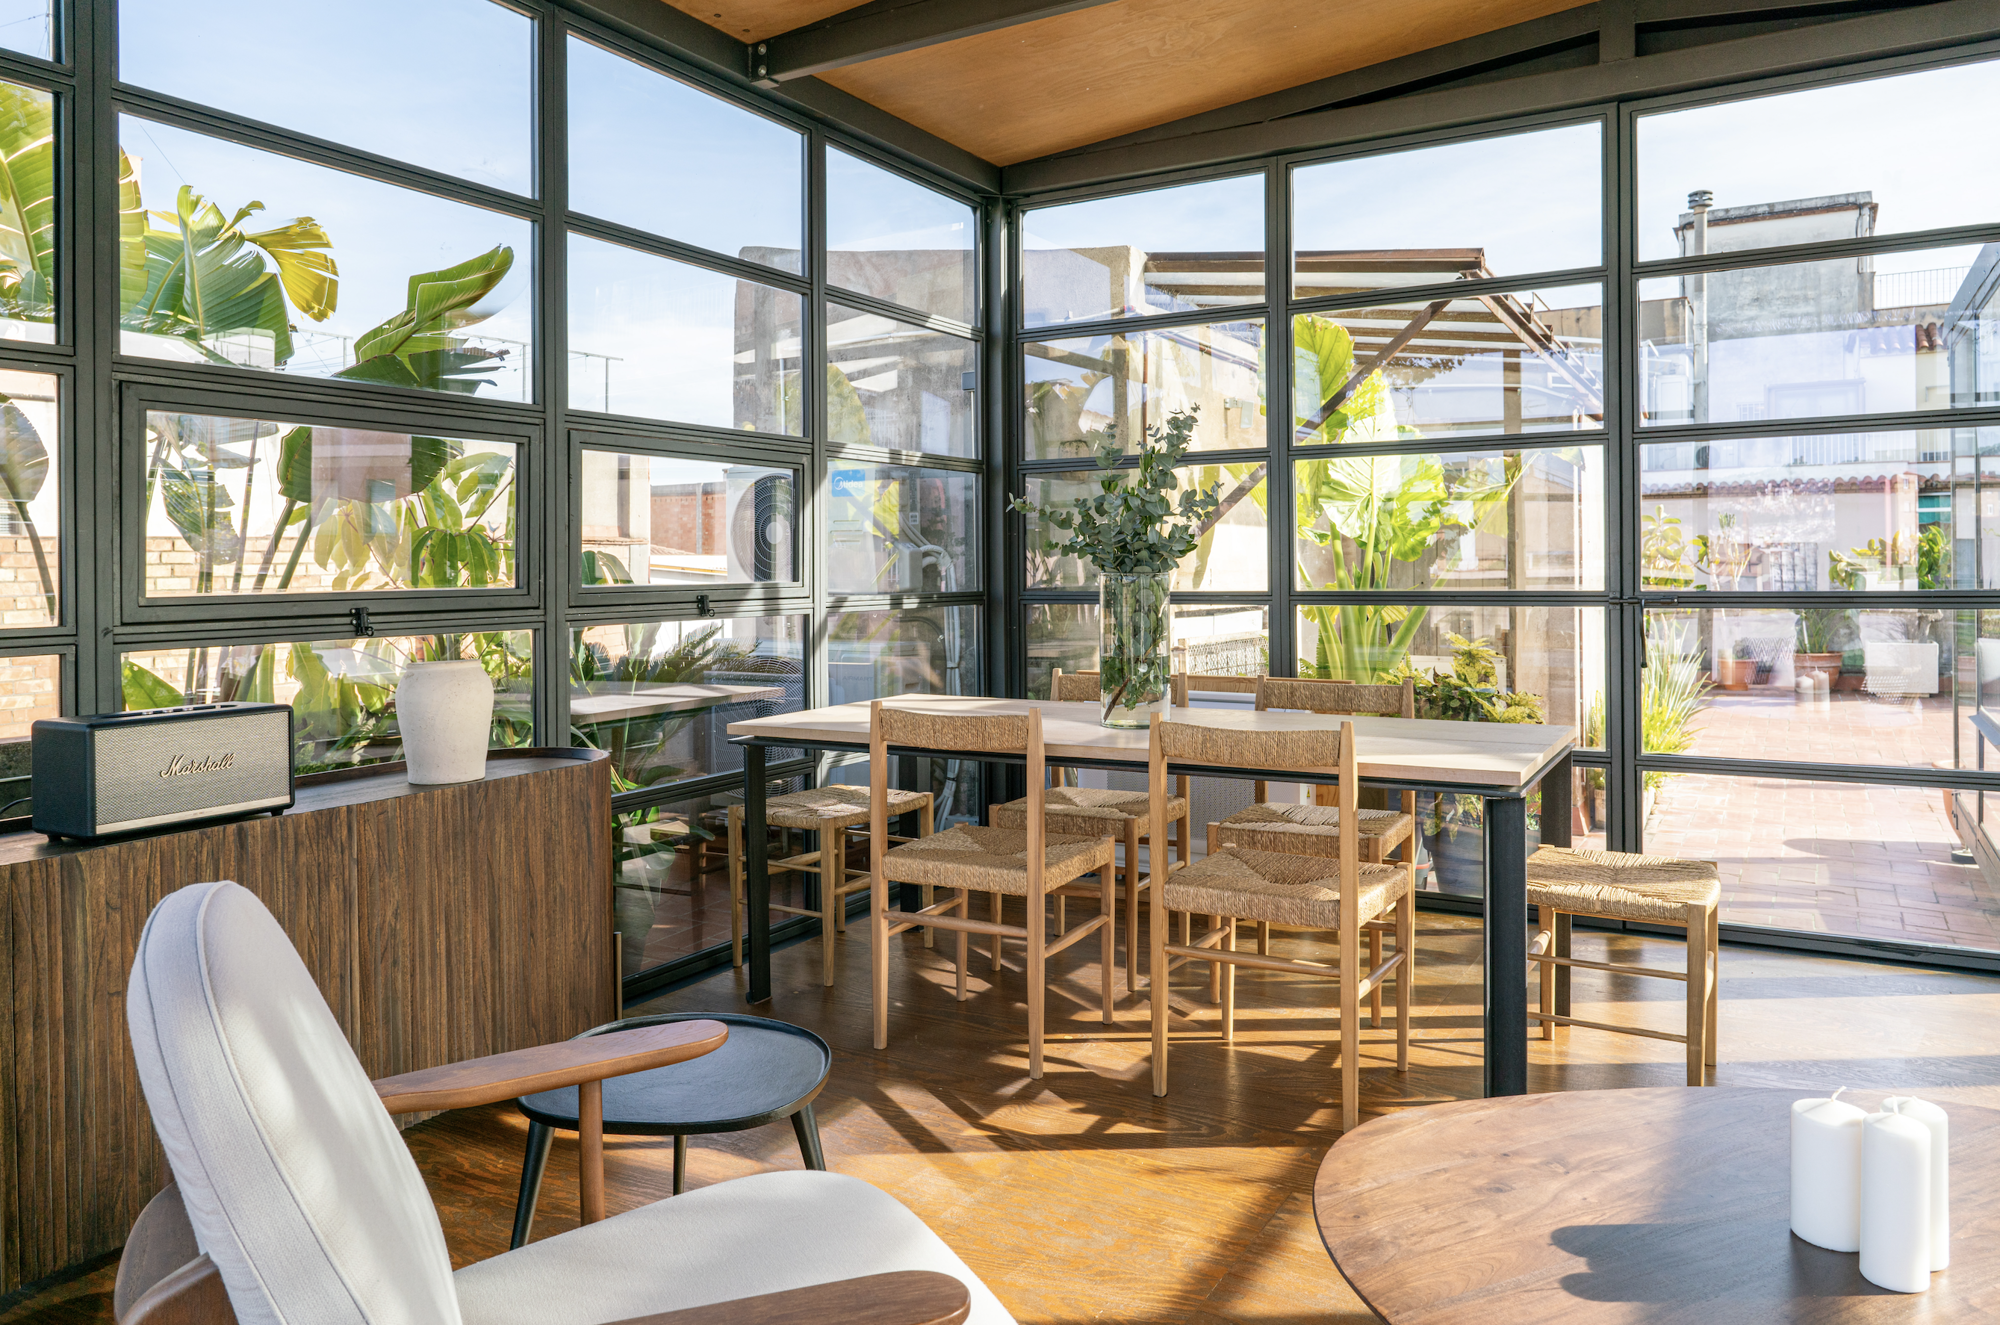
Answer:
0 370 59 627
1295 446 1605 593
1644 771 1995 950
827 148 975 322
1173 604 1268 677
141 411 517 598
0 651 57 741
579 452 794 587
1293 123 1601 296
119 116 533 400
1025 602 1098 698
123 0 531 194
569 36 802 271
827 303 976 457
1294 285 1604 445
1023 462 1267 592
827 606 982 704
1295 604 1604 742
1025 319 1265 460
119 632 534 774
1637 59 2000 263
1022 174 1265 327
826 463 977 594
1638 244 1995 427
0 1 50 60
614 775 805 979
1640 427 2000 591
0 81 55 341
826 758 981 829
570 616 804 792
569 233 803 433
1640 607 2000 772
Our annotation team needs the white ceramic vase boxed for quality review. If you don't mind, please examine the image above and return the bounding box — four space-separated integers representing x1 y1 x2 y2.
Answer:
394 660 494 785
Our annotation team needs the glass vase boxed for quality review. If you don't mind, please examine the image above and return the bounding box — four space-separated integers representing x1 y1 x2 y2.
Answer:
1098 572 1172 728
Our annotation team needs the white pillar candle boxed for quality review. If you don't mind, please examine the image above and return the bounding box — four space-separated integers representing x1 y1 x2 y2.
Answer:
1791 1093 1866 1251
1859 1108 1932 1293
1883 1096 1949 1270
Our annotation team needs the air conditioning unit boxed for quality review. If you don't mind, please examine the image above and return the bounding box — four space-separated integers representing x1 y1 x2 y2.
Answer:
723 469 794 582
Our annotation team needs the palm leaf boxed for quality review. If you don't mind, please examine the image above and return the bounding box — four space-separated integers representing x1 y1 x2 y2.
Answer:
241 214 338 320
0 82 55 323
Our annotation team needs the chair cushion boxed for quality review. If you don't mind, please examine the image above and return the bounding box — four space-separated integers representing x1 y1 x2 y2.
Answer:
126 881 459 1325
879 825 1113 895
1526 845 1720 923
1162 847 1407 929
990 786 1188 838
760 785 933 831
453 1170 1015 1325
1212 804 1413 858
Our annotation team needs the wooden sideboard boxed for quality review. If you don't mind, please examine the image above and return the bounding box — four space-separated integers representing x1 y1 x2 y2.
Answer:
0 748 614 1294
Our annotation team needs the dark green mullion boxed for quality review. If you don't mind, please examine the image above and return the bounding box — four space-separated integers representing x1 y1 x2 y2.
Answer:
75 0 112 714
987 196 1013 700
540 3 569 751
1607 98 1643 855
1266 158 1294 679
806 125 829 724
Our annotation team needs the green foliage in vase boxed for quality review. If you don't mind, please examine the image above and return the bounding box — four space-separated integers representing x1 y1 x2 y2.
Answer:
1010 407 1220 576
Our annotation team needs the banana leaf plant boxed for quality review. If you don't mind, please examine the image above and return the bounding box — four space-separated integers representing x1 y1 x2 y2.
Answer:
0 81 56 326
334 247 517 394
0 391 53 618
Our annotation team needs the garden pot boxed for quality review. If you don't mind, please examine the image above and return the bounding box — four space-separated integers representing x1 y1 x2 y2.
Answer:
1713 658 1755 691
1795 652 1842 681
1098 572 1172 728
394 659 494 784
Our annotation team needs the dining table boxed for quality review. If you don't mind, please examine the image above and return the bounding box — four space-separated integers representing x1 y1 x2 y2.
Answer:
726 694 1578 1097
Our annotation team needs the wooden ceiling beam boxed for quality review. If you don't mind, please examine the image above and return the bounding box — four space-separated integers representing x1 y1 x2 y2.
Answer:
753 0 1127 85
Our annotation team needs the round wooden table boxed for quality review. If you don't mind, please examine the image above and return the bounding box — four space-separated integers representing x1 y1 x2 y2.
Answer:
1314 1087 2000 1323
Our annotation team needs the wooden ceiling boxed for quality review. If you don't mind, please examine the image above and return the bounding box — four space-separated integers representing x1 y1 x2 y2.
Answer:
664 0 1586 165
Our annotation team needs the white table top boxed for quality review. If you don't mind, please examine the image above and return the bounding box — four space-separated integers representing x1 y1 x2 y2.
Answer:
572 682 786 723
728 694 1576 791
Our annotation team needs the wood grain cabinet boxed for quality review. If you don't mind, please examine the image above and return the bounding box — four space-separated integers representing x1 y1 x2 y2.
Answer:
0 749 614 1293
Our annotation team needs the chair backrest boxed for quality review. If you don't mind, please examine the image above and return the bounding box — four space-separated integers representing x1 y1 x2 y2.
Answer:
1184 673 1262 697
1256 676 1415 718
1052 668 1190 706
870 701 1050 885
127 881 460 1325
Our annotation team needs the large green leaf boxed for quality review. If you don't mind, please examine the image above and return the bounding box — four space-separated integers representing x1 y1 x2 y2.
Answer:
0 393 47 506
129 188 298 365
0 82 54 324
121 660 185 710
240 214 338 320
340 246 514 392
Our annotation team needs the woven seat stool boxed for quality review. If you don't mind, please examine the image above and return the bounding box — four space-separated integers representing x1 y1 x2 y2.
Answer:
729 785 934 985
1525 845 1721 1086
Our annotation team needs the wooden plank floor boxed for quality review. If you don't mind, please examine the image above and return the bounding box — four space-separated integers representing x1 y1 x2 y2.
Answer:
9 905 2000 1324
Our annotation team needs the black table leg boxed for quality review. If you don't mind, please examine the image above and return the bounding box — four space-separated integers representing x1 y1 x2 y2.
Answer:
745 743 771 1004
510 1121 552 1249
792 1103 827 1170
1485 793 1529 1097
1540 754 1574 1018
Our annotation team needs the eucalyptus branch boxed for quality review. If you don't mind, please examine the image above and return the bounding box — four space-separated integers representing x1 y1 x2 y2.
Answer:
1010 407 1221 576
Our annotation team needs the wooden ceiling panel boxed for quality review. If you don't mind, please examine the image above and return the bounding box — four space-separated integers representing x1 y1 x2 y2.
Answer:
814 0 1585 164
662 0 859 42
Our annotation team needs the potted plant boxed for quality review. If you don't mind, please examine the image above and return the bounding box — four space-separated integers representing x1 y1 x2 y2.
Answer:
1795 608 1847 684
1713 640 1756 691
1012 408 1219 727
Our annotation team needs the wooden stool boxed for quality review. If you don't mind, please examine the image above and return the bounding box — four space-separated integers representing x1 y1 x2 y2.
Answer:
728 785 934 984
1524 845 1721 1086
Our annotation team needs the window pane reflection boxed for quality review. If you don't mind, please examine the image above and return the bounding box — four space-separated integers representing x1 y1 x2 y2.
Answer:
828 607 980 706
826 148 975 322
1638 245 1997 427
570 616 805 793
826 464 977 594
1640 427 2000 590
141 411 518 598
1025 603 1272 691
1294 286 1604 445
1293 123 1601 294
1295 447 1604 593
1025 319 1264 460
579 452 794 587
1023 462 1267 592
827 303 976 457
119 632 534 774
0 370 59 628
1022 174 1265 327
0 652 57 748
569 234 803 433
0 81 54 341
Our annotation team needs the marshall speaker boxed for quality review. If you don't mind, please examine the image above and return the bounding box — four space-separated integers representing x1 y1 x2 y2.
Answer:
31 703 295 841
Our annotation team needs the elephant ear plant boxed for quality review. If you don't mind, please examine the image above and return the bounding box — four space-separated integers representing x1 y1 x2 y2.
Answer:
1012 408 1220 724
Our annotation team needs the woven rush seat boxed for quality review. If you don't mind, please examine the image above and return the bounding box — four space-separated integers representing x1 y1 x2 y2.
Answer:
1211 804 1413 861
1526 845 1720 924
764 785 933 831
1163 846 1407 931
991 785 1189 835
880 825 1113 897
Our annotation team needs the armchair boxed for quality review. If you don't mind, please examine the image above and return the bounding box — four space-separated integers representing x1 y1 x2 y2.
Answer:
120 880 1011 1325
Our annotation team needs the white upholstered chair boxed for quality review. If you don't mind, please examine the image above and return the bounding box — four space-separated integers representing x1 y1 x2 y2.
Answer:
117 880 1012 1325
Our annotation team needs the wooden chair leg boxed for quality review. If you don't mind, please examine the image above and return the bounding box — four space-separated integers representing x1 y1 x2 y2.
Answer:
1209 917 1224 1003
871 862 890 1052
1055 892 1066 934
955 889 969 1001
1339 923 1361 1134
1258 922 1271 956
1179 910 1191 945
1099 866 1115 1025
991 889 1004 970
1705 903 1720 1067
1538 908 1557 1043
727 806 744 969
1368 927 1383 1029
821 827 843 986
1685 900 1708 1086
920 802 936 949
1151 859 1170 1097
1395 890 1414 1073
1220 919 1236 1043
1124 820 1142 995
1028 886 1047 1080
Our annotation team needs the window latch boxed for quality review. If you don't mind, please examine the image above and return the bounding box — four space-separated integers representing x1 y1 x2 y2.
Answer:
695 593 715 618
350 606 375 638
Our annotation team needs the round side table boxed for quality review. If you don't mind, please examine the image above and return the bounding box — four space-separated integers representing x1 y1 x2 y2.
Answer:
511 1011 833 1247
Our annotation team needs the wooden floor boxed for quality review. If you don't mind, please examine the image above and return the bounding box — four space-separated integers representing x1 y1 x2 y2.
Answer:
10 905 2000 1325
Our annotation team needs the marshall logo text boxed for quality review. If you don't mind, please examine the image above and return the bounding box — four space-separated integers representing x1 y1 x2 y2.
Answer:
159 752 237 779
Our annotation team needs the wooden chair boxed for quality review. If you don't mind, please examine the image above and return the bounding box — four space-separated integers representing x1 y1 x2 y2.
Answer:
1145 715 1415 1131
115 880 1001 1325
871 701 1117 1078
727 786 935 984
1525 845 1721 1086
990 667 1191 993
